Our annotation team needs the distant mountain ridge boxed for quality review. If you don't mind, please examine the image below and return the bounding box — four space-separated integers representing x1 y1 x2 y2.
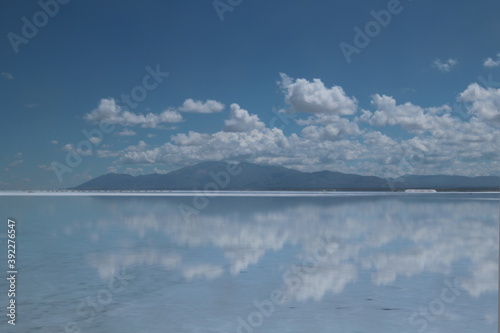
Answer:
71 162 500 191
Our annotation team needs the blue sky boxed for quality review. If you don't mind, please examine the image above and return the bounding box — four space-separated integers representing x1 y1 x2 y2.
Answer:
1 0 499 189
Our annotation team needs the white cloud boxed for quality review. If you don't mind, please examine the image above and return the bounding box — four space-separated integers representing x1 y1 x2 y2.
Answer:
89 137 100 145
114 110 499 177
483 53 500 68
359 94 461 136
1 72 13 80
153 167 168 174
301 117 361 141
62 143 93 156
93 78 500 178
171 131 212 146
124 167 144 175
432 58 458 72
84 98 183 128
51 140 58 145
62 143 74 152
97 149 120 158
279 73 357 115
125 140 148 151
117 128 137 136
119 127 291 166
107 166 118 174
459 83 500 125
223 103 265 132
179 98 225 113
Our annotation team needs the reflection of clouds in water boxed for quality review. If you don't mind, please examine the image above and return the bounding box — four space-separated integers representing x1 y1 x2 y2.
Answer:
84 196 498 301
287 263 358 302
145 211 290 274
357 204 498 298
121 213 162 237
182 264 224 280
208 224 289 275
461 259 498 297
87 250 181 279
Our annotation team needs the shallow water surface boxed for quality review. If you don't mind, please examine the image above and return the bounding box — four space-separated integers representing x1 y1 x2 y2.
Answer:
0 192 498 332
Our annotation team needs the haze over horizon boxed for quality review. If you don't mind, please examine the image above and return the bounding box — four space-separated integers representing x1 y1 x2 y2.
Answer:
1 0 500 189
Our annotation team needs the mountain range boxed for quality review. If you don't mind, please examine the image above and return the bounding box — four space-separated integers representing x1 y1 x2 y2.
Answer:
71 162 500 191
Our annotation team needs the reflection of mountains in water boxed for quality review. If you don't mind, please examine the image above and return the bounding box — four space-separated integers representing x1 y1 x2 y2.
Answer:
72 161 500 191
82 194 499 301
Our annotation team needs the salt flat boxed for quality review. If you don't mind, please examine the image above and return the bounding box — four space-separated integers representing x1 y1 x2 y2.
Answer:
0 193 497 332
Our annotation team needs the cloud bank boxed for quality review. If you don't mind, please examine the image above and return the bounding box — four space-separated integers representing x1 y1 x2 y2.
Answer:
83 74 500 178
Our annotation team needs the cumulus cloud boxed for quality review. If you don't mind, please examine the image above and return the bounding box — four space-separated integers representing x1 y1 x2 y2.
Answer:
84 98 183 128
279 73 357 115
179 98 225 113
360 94 458 134
92 76 500 178
459 83 500 125
301 117 360 141
433 58 458 72
116 107 499 177
483 53 500 68
119 127 291 166
223 103 265 132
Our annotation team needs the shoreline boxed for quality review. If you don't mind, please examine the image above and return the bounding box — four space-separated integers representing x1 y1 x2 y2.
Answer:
0 190 498 197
